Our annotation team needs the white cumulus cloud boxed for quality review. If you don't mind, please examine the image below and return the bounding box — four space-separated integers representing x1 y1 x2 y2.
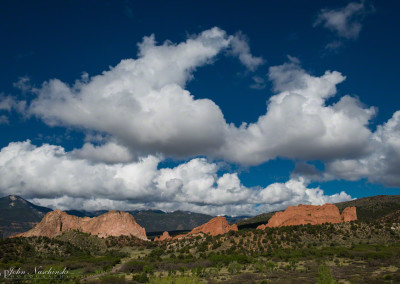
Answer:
325 111 400 187
19 29 376 166
72 141 135 164
28 28 234 159
314 1 374 40
0 141 352 216
7 27 399 190
229 32 264 71
218 60 376 164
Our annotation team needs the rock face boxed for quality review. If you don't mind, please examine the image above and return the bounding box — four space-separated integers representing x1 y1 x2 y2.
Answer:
154 231 171 242
14 210 148 240
173 216 238 240
257 204 357 230
188 216 238 236
341 206 357 222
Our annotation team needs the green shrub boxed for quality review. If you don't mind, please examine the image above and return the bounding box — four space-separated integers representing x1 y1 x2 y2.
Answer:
254 261 265 273
133 272 149 283
120 260 145 273
144 265 155 275
207 253 250 266
265 261 275 271
149 275 199 284
148 248 164 258
209 267 219 277
317 264 336 284
384 274 392 280
228 261 242 274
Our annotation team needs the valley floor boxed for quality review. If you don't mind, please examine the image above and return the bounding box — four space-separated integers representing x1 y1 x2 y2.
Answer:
1 220 400 283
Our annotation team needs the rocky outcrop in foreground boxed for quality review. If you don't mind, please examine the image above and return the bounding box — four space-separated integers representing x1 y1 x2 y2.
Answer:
14 210 148 240
257 204 357 230
155 216 238 241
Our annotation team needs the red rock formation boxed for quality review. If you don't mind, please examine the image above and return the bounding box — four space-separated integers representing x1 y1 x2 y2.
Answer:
172 234 186 240
189 216 238 236
257 204 357 230
173 216 238 240
14 210 148 240
256 224 267 230
154 231 172 242
13 210 82 238
341 206 357 222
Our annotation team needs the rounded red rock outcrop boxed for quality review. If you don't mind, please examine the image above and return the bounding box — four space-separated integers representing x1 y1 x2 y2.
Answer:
173 216 238 240
13 210 148 241
341 206 357 222
257 204 357 229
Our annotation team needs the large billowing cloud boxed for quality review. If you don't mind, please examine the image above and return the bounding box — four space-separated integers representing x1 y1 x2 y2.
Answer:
290 111 400 188
21 28 376 167
27 28 232 158
218 59 376 164
0 141 351 215
325 111 400 187
3 27 399 215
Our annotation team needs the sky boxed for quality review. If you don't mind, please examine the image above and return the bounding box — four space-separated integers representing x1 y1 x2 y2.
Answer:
0 0 400 216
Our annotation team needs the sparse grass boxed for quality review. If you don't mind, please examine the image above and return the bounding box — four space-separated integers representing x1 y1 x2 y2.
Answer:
149 275 200 284
1 220 400 283
317 264 336 284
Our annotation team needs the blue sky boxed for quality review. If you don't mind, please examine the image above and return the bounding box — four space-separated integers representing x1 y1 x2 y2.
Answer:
0 0 399 215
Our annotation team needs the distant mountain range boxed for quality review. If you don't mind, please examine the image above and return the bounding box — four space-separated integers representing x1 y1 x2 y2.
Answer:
2 194 400 238
0 195 51 238
0 195 218 238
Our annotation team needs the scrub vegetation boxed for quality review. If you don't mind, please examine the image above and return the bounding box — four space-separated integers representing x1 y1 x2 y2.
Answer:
1 217 400 283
